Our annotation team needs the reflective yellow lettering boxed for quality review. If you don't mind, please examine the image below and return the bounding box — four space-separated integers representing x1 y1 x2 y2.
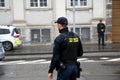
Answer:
69 38 78 42
69 38 73 42
74 38 78 42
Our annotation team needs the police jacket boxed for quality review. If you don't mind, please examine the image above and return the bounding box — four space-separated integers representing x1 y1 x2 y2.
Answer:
48 27 83 73
97 23 106 33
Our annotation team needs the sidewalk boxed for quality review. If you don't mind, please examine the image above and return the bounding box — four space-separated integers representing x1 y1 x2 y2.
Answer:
83 43 120 52
5 43 120 60
6 43 120 55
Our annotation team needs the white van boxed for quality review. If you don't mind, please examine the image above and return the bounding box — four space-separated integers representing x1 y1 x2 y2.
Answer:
0 25 22 51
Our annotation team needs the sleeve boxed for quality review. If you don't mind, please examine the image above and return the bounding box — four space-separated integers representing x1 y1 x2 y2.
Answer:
103 23 106 32
48 37 61 73
77 37 83 57
97 24 99 33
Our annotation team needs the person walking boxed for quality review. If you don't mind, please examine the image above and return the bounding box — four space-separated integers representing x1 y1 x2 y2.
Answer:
97 20 106 46
48 17 83 80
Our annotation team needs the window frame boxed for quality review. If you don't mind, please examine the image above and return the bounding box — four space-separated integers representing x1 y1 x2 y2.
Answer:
41 28 51 42
107 0 112 4
80 0 87 6
70 27 90 42
30 0 48 8
70 0 87 7
0 0 5 7
31 28 51 43
30 0 38 7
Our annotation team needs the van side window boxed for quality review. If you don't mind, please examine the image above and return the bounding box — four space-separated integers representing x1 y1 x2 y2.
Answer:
0 29 10 34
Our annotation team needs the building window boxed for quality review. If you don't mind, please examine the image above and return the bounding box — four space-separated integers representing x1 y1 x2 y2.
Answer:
107 0 112 3
70 0 87 7
0 0 5 7
106 0 112 18
80 0 87 6
106 10 112 17
41 29 50 42
106 4 112 9
71 0 78 6
71 27 90 42
31 29 51 43
30 0 47 7
30 0 38 7
40 0 47 7
81 27 90 41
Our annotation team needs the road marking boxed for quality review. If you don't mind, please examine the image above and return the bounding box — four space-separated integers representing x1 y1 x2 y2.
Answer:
40 61 51 64
77 58 88 61
1 57 120 65
100 57 109 60
107 58 120 61
0 60 24 65
17 59 46 64
82 60 95 62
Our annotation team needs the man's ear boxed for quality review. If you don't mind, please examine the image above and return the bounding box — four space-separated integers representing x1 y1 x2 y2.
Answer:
58 24 61 26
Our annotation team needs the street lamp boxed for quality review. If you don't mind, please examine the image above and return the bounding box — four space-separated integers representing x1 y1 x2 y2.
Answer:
72 0 75 33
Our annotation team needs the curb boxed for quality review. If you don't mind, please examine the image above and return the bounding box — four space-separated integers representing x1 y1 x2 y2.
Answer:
5 51 120 57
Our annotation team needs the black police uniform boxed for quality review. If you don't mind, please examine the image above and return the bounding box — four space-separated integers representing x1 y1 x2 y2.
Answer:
97 22 106 46
48 27 83 80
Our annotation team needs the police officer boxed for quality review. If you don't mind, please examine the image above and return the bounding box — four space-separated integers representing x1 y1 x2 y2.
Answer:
48 17 83 80
97 20 106 46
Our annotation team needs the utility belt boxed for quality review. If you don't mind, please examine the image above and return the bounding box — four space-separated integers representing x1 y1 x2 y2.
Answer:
56 60 82 78
56 60 76 70
64 60 76 65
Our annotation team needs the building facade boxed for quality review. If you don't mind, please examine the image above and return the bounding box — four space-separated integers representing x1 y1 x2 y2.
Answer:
106 0 112 42
0 0 112 45
112 0 120 42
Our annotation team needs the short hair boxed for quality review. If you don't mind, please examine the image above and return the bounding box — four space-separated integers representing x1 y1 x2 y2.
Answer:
100 20 102 22
61 24 67 28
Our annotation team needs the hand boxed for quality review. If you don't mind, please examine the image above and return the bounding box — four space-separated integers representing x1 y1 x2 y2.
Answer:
48 73 53 80
101 29 104 32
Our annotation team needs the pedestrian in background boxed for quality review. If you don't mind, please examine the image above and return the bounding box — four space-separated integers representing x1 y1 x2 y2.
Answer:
48 17 83 80
97 20 106 46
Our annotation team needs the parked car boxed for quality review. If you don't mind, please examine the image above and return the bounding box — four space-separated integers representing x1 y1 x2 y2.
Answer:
0 42 5 61
0 25 22 51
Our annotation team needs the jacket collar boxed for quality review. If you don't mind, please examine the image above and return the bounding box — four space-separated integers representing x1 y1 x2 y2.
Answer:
59 27 69 33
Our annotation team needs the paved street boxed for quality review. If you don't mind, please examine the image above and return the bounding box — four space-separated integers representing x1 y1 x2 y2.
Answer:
4 52 120 61
0 43 120 80
1 54 120 64
0 56 120 80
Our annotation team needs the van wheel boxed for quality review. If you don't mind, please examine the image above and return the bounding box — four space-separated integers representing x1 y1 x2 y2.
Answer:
3 42 13 51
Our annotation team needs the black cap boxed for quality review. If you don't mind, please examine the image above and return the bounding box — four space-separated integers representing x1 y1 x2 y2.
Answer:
55 17 68 25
